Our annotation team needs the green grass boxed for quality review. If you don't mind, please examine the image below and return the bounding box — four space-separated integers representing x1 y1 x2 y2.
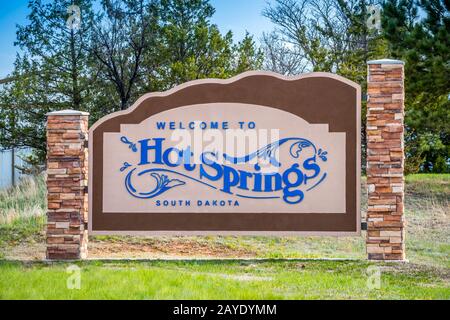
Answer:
0 173 448 299
0 260 448 300
405 174 450 198
406 173 450 182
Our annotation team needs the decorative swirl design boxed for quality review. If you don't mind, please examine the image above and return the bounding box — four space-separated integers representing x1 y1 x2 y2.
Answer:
120 136 138 152
125 168 186 199
120 162 132 172
223 138 317 167
289 139 316 158
317 149 328 162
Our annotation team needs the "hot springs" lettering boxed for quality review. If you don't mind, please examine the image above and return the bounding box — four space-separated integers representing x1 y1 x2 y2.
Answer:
119 136 329 205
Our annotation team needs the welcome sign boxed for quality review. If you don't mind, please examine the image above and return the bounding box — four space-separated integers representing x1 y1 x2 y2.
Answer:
89 72 360 235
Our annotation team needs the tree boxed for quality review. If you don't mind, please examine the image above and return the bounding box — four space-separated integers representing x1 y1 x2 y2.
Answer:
0 0 264 164
382 0 449 173
15 0 96 110
262 0 389 172
0 0 97 161
92 0 160 110
155 0 231 86
261 31 307 75
233 32 264 74
0 57 47 161
262 0 387 78
153 0 262 89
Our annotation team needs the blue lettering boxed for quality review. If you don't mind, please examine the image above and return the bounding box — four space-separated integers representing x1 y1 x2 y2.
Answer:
221 165 239 194
163 147 183 167
128 136 327 205
282 164 304 204
138 138 164 165
200 153 223 181
303 157 321 185
264 173 282 192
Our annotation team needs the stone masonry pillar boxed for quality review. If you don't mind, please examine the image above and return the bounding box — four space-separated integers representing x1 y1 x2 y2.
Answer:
46 110 89 260
366 59 405 261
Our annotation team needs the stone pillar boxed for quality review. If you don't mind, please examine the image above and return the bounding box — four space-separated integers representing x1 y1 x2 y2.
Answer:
46 110 89 260
366 59 405 261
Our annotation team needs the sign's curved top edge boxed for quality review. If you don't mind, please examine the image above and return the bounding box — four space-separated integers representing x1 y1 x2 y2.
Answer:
89 71 361 134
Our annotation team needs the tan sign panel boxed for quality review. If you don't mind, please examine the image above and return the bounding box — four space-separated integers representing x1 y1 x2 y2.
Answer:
89 71 361 235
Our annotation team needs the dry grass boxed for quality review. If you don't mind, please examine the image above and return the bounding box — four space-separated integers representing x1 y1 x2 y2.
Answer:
0 175 46 224
0 175 46 250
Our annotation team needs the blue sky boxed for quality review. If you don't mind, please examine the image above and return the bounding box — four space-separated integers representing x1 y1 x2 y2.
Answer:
0 0 275 78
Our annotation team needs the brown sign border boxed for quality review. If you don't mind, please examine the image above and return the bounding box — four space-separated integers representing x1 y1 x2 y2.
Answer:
89 71 361 236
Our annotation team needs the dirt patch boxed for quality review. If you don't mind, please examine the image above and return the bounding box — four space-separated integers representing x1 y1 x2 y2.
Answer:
1 242 46 261
88 237 255 259
1 237 256 260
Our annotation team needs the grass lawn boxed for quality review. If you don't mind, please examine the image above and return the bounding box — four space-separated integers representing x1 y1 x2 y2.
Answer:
0 174 449 299
0 260 449 299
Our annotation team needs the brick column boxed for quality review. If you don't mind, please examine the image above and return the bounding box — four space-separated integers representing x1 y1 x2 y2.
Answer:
46 110 89 260
366 59 405 261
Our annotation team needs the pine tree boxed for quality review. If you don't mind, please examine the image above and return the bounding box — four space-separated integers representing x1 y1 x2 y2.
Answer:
154 0 262 88
383 0 449 173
